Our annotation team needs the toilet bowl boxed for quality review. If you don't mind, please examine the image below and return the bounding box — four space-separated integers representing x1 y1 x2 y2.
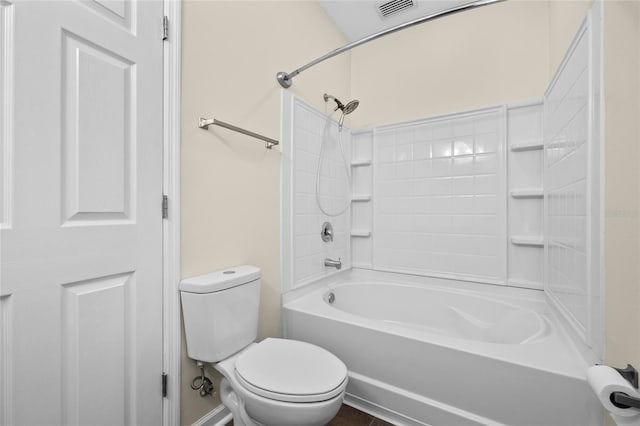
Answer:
180 266 348 426
215 339 347 426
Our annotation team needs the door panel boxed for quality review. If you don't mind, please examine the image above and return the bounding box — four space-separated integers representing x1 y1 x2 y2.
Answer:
61 272 133 425
85 0 133 32
62 31 134 223
0 1 163 425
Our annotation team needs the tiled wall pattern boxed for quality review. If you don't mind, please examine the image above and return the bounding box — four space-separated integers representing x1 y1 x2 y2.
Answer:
544 22 591 337
372 109 506 284
292 100 351 287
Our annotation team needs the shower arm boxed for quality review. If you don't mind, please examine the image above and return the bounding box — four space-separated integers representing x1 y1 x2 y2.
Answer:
276 0 505 89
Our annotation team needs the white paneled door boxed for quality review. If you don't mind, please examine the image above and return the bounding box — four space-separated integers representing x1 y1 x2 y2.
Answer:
1 1 164 425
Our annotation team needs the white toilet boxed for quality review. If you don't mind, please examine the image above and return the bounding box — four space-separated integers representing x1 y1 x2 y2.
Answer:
180 265 348 426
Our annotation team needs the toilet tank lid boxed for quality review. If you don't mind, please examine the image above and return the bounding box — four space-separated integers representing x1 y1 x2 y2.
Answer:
179 265 261 294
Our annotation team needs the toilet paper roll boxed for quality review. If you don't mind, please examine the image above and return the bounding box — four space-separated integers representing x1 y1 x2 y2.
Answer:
612 415 640 426
587 365 640 418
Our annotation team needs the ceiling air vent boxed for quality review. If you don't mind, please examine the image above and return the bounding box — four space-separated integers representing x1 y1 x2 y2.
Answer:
378 0 415 18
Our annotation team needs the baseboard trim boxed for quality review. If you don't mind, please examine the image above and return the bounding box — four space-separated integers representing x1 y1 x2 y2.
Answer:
344 393 425 426
191 404 231 426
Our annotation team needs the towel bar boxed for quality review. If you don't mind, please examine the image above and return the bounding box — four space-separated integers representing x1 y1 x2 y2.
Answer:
198 117 279 149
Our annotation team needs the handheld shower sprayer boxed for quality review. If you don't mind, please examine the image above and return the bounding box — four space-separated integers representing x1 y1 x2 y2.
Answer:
324 93 359 131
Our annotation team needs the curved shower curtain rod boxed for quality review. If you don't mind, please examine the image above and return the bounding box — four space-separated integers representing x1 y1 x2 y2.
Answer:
276 0 505 89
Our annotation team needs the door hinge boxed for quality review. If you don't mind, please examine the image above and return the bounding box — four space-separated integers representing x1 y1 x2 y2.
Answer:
162 16 169 40
162 373 168 398
162 195 168 219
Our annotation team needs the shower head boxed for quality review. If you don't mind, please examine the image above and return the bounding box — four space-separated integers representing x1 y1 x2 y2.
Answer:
324 93 359 131
342 100 359 115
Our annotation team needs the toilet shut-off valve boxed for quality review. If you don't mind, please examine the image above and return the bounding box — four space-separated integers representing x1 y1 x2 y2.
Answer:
191 361 214 397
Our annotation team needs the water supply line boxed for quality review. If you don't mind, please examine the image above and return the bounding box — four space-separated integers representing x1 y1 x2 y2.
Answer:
276 0 505 89
191 361 214 397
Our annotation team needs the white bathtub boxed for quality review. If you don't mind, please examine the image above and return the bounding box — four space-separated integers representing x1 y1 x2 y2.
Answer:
283 269 601 426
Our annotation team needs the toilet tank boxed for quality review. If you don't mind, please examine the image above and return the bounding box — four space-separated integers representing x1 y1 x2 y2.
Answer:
180 265 261 363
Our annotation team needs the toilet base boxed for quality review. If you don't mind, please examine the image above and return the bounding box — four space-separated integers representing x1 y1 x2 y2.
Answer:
219 376 345 426
219 378 259 426
215 346 346 426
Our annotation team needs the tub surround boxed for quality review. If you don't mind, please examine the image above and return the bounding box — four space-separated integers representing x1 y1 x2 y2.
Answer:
506 101 545 290
369 106 508 285
281 94 352 294
544 10 603 364
284 94 550 292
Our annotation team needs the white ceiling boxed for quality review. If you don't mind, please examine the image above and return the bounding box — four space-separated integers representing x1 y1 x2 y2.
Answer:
318 0 473 42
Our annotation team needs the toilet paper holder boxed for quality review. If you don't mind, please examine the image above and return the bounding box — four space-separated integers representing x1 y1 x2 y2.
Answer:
614 364 638 389
611 364 640 410
611 392 640 409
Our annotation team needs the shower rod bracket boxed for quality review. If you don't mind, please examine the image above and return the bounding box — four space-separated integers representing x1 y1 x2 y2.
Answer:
276 72 292 89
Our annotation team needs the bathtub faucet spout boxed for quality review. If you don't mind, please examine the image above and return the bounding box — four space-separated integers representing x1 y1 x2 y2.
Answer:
324 258 342 270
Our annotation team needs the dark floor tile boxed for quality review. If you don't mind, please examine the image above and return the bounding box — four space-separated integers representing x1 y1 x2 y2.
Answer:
327 404 375 426
225 404 394 426
370 417 396 426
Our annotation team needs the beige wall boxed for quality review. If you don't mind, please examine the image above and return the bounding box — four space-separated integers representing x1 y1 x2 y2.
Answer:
548 0 593 76
350 0 550 128
603 0 640 378
348 0 594 127
180 1 350 424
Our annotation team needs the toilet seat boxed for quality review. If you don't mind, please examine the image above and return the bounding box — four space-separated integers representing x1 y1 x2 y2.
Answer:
234 338 348 403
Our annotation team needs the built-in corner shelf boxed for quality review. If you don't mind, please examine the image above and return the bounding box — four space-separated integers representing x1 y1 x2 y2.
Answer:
351 194 371 202
350 230 371 238
510 236 544 247
351 159 371 167
510 141 544 152
510 189 544 199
